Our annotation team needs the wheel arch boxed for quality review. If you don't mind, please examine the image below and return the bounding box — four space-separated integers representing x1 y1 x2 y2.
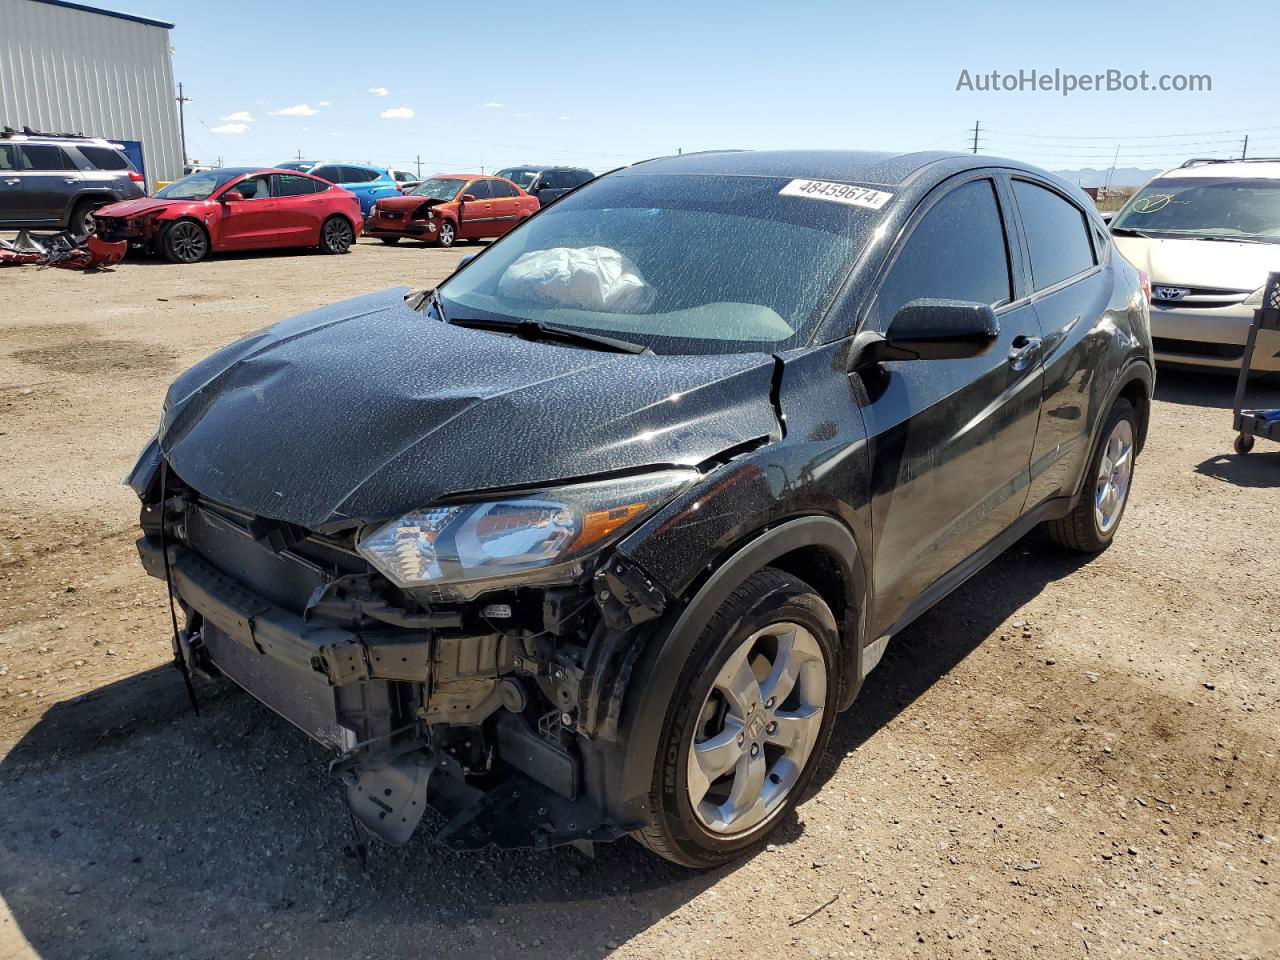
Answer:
600 515 868 826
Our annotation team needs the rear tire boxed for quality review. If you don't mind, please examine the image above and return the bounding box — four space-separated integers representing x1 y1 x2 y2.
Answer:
70 198 106 238
319 216 354 254
633 568 839 867
160 219 209 263
1045 398 1137 552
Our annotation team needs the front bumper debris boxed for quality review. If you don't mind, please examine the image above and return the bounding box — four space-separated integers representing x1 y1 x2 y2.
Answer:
134 496 646 850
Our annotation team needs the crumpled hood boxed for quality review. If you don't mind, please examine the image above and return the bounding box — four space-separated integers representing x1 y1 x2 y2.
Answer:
375 194 445 214
96 197 195 219
159 287 779 530
1114 235 1280 291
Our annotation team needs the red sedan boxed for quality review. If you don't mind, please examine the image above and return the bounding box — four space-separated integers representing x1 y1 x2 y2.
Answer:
93 167 363 263
363 174 538 247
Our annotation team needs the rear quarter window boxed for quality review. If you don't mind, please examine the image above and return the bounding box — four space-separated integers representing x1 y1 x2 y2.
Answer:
77 146 132 171
1013 179 1097 291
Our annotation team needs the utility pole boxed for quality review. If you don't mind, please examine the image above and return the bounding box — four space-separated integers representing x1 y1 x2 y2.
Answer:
295 148 304 161
416 155 422 178
176 82 192 167
971 120 980 154
1242 135 1249 159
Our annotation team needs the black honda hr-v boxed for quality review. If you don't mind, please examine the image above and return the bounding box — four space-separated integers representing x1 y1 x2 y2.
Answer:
128 149 1152 867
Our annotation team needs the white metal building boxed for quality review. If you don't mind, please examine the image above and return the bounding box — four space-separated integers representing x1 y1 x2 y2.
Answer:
0 0 181 186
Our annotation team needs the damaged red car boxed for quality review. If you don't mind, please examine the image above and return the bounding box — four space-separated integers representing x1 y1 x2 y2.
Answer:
363 174 538 247
93 167 363 263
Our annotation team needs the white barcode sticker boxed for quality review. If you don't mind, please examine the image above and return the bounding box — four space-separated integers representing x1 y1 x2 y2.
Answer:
779 179 894 210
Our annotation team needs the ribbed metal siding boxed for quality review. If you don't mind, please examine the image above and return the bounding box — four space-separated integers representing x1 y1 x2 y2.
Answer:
0 0 181 185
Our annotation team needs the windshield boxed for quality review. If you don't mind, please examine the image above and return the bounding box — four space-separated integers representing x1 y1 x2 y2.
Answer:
155 170 244 200
410 177 466 200
437 173 884 355
277 161 314 172
1112 176 1280 243
497 168 538 189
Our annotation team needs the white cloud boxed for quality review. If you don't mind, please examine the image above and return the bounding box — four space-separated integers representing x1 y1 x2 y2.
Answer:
559 115 571 121
220 110 254 123
368 87 389 96
483 101 506 108
210 122 249 135
380 106 414 120
317 100 331 107
271 104 319 117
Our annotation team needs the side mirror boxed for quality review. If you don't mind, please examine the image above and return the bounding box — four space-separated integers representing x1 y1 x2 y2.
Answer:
458 253 478 270
222 190 245 202
850 299 999 370
461 193 476 203
1100 211 1115 224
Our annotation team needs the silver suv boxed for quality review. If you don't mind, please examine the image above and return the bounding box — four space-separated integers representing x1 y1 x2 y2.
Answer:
1110 158 1280 374
0 133 147 235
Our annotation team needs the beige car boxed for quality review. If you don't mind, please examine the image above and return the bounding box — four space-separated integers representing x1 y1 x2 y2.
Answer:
1111 158 1280 374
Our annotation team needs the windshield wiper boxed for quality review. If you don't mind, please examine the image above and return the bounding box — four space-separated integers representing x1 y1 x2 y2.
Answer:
1109 226 1155 238
1189 235 1275 245
446 315 651 354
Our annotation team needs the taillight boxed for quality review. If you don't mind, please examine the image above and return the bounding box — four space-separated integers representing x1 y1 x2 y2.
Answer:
1138 270 1151 304
128 171 144 183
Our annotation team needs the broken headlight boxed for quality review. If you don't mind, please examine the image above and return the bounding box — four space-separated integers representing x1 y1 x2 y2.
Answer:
356 470 697 588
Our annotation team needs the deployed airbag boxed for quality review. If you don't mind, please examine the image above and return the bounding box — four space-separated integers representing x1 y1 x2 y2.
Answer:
498 246 655 312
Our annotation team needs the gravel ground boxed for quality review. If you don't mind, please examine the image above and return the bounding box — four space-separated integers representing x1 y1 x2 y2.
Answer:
0 240 1277 960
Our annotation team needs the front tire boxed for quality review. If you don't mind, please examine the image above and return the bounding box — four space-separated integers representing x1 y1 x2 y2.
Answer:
1045 398 1137 552
320 216 354 254
436 220 456 248
160 219 209 263
634 568 839 867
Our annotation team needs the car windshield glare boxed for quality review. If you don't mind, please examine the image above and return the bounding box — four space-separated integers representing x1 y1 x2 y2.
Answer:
411 178 466 200
1112 176 1280 243
155 170 244 200
497 169 538 189
437 173 883 355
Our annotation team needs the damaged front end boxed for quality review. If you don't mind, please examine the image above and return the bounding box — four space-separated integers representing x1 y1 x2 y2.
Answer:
129 452 685 851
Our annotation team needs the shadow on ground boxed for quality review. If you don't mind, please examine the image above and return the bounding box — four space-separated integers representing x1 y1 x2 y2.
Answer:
0 535 1087 960
1155 367 1280 410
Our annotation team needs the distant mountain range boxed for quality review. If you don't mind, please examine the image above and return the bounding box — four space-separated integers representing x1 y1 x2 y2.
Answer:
1051 166 1163 188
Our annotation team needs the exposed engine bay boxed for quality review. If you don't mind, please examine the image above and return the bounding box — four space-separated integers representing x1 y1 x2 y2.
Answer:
133 464 669 850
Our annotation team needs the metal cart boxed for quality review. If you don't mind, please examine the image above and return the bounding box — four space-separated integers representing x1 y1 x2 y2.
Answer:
1232 271 1280 455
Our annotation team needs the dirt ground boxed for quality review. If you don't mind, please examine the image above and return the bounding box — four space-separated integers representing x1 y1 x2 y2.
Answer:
0 240 1276 960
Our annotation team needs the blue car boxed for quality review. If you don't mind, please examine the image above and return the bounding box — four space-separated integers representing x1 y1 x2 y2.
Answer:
306 161 400 216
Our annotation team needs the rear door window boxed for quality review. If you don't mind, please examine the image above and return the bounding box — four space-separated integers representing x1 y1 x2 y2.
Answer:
876 178 1013 326
466 179 492 200
342 166 376 183
1012 179 1097 291
0 144 19 170
489 179 517 198
309 165 341 183
20 144 76 171
276 174 320 197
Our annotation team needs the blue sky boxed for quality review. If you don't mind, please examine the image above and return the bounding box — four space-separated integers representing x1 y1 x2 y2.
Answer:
114 0 1279 176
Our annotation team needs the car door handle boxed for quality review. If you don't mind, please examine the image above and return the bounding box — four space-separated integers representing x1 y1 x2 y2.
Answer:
2 178 18 186
63 177 78 183
1008 335 1042 370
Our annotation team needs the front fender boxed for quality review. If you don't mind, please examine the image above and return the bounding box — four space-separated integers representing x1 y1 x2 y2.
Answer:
598 515 867 827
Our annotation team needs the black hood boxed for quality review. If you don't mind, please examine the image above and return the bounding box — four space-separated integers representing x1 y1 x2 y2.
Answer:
159 288 780 530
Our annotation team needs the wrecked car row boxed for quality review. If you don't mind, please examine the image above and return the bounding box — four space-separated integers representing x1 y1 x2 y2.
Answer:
130 149 1154 866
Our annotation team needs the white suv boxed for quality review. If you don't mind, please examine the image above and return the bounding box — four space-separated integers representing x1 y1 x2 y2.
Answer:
1110 158 1280 374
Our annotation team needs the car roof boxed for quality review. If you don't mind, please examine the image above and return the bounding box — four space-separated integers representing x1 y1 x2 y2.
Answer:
1153 159 1280 180
435 173 487 179
621 149 989 186
312 161 389 173
500 165 588 172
